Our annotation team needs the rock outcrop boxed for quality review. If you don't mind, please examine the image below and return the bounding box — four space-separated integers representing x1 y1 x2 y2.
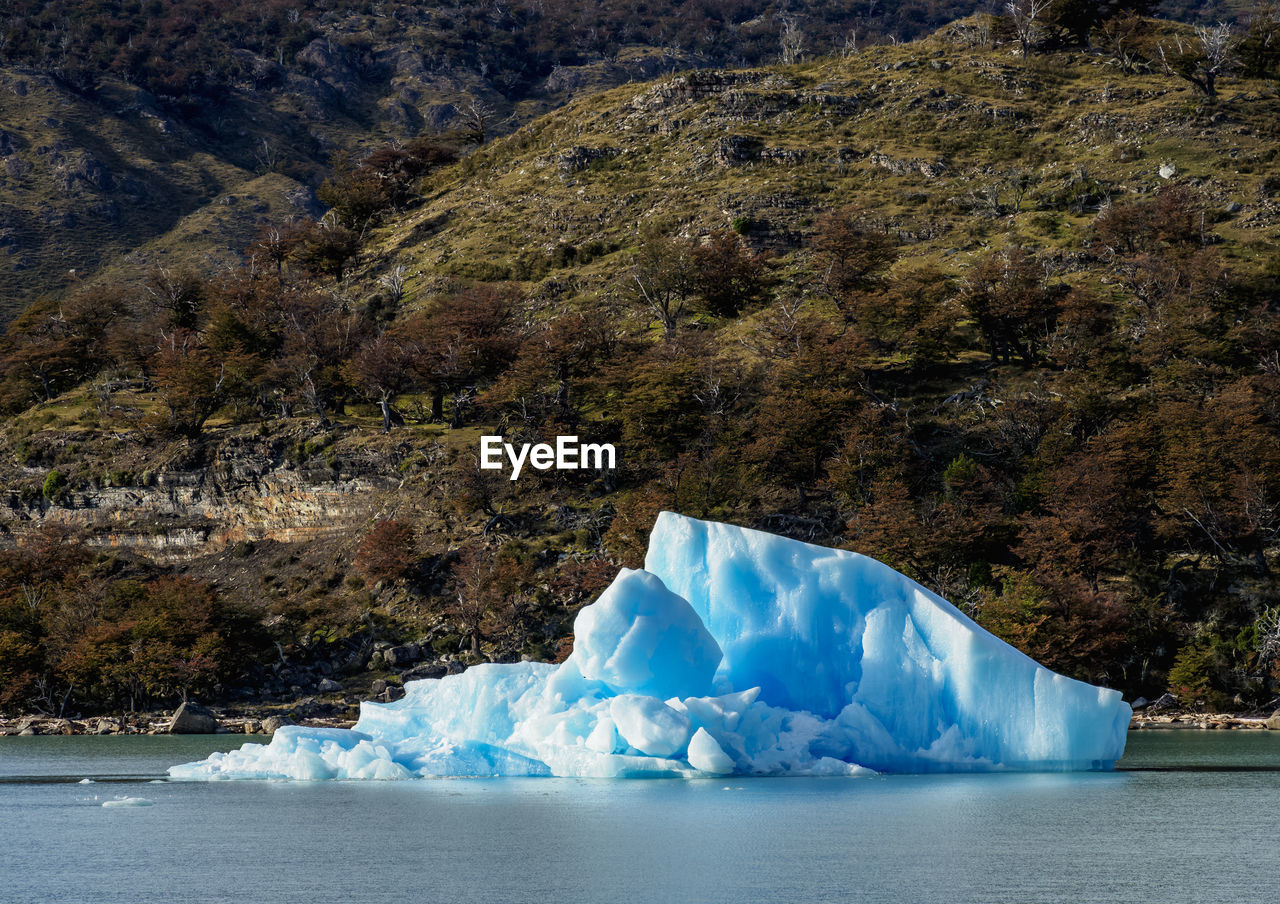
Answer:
0 431 400 562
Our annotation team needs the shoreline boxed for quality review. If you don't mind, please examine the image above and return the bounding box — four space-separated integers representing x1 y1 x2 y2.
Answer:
1129 714 1278 731
0 702 360 737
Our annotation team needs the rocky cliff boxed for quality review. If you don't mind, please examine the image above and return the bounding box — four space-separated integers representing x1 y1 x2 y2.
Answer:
0 427 410 562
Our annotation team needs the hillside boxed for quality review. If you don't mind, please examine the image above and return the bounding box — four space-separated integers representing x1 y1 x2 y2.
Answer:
0 0 1246 320
1 11 1279 721
369 17 1279 300
0 0 975 319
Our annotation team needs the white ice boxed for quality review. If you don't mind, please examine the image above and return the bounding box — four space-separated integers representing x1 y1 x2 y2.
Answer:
170 513 1131 780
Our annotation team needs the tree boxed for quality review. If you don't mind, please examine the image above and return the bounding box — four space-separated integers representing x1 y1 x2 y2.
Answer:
359 139 457 209
317 140 458 229
0 289 124 405
958 246 1061 364
1240 5 1280 79
844 264 958 368
403 285 518 425
55 575 258 711
345 330 418 432
248 221 308 275
1046 1 1157 48
620 341 712 470
746 319 868 508
297 219 361 280
1097 11 1153 74
779 17 805 65
273 288 368 425
489 310 616 428
629 229 696 337
149 330 249 437
810 207 898 307
317 153 390 231
354 520 417 582
977 568 1134 686
448 546 535 655
1159 23 1237 99
1017 427 1155 591
143 267 205 330
1005 0 1053 59
1093 186 1202 256
690 231 771 318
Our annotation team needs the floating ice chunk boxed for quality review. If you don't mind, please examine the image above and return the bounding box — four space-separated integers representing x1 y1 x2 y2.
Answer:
171 513 1130 780
687 728 734 774
102 797 153 807
168 727 412 781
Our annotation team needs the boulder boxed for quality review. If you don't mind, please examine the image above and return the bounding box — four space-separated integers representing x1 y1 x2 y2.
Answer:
317 678 343 694
167 701 219 734
1266 711 1280 731
369 679 388 696
381 685 405 703
384 644 422 668
401 661 448 681
261 715 294 735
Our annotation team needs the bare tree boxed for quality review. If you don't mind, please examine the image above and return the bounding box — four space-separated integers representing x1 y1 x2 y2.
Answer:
1159 23 1237 98
1006 0 1053 60
378 264 408 306
839 29 858 59
779 17 806 65
462 98 496 144
1099 12 1149 75
254 137 280 173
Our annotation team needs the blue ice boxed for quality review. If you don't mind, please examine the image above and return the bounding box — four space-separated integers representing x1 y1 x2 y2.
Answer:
170 513 1131 780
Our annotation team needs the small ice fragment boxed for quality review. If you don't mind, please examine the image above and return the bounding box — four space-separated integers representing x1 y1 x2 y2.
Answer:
687 727 734 774
102 797 153 807
78 778 93 784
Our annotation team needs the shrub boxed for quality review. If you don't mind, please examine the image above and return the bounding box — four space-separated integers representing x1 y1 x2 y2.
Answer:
41 470 68 503
354 520 417 583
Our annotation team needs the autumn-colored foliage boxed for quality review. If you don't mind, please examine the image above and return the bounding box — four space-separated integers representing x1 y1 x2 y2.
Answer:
354 520 418 583
0 533 266 714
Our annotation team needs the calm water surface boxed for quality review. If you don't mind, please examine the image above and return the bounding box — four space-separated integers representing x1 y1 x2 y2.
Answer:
2 731 1279 904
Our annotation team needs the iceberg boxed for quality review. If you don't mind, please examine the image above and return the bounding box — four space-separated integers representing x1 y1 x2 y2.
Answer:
170 513 1130 780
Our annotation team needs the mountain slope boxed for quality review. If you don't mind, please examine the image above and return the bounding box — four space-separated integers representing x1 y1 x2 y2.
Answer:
0 1 1245 319
365 17 1279 307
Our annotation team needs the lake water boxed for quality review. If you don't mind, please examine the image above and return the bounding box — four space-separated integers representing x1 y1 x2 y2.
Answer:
3 731 1278 904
